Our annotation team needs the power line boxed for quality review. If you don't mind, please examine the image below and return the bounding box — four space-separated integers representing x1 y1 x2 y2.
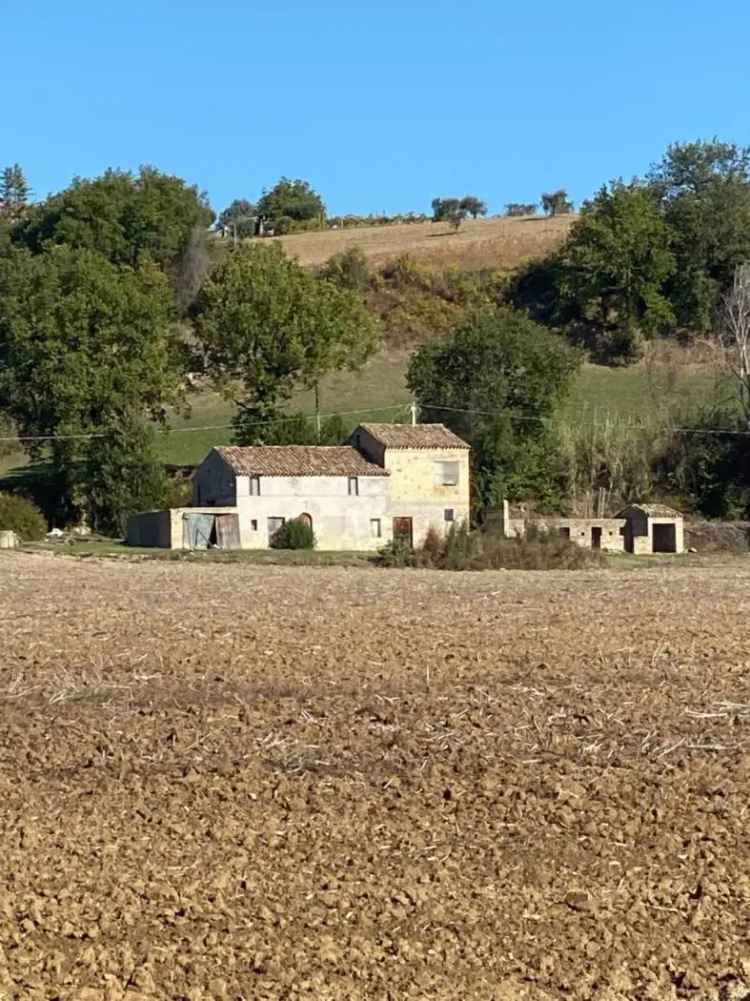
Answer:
0 404 412 444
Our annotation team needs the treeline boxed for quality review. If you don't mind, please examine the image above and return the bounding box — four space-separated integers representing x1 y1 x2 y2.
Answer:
0 166 377 533
509 139 750 364
4 138 750 535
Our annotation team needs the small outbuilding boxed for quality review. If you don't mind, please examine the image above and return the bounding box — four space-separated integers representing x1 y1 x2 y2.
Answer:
617 503 684 555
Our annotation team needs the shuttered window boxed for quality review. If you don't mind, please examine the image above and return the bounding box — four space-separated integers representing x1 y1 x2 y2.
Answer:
433 461 459 486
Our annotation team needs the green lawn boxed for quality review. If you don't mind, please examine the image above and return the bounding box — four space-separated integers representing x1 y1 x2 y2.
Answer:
0 349 721 476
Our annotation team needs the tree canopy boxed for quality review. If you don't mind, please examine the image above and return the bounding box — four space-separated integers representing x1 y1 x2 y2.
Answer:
647 140 750 331
0 164 30 222
407 307 581 507
218 199 257 239
15 166 214 271
256 178 325 228
191 243 378 441
558 182 676 363
541 190 574 216
0 245 182 529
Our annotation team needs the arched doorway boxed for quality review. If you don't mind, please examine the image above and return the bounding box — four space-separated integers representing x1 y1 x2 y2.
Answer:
298 513 313 530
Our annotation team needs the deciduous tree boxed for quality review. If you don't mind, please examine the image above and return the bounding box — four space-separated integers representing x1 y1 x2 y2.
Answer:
0 246 182 529
407 307 581 508
541 189 574 216
256 178 325 227
558 181 676 364
191 243 378 441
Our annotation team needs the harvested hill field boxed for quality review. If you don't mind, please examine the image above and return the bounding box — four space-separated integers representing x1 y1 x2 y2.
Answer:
1 553 750 1000
264 215 575 269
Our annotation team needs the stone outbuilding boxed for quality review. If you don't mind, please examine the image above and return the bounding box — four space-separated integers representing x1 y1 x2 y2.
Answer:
494 499 684 555
127 423 471 551
617 503 684 554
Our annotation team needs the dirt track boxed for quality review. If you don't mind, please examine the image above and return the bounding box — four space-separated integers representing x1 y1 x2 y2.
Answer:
1 553 750 1000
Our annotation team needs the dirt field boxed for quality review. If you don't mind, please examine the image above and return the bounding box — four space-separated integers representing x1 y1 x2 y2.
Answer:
264 215 574 269
1 553 750 1000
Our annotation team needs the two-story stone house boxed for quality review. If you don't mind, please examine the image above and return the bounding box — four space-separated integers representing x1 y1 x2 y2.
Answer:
126 423 471 551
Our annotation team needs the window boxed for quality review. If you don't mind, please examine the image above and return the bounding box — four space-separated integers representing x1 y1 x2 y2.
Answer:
370 518 382 538
433 461 459 486
250 519 258 531
444 509 455 523
267 517 285 536
249 476 261 496
348 476 359 496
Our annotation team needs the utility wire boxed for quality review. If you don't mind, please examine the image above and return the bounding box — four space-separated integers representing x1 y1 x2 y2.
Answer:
0 404 411 444
2 399 750 443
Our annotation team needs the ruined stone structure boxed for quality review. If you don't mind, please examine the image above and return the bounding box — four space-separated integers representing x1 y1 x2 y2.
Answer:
495 500 684 555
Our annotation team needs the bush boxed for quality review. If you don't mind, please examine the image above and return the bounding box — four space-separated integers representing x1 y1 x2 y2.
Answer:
0 492 47 540
319 247 371 291
270 518 315 550
379 522 604 571
377 538 412 567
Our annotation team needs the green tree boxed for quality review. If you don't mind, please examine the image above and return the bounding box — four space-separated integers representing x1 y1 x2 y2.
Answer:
0 246 182 529
505 202 538 217
407 307 581 509
15 166 214 271
218 199 257 240
460 196 487 219
0 164 30 222
431 197 466 231
541 189 574 216
256 178 325 227
558 181 676 364
647 139 750 332
191 243 378 441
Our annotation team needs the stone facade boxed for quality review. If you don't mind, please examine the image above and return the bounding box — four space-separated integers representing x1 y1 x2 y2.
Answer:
494 500 684 555
129 424 471 552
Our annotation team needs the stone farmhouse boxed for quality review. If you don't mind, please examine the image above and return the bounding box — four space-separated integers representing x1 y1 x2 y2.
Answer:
126 423 470 551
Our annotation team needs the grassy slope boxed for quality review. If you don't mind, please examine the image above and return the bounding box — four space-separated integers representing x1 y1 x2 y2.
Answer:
0 352 719 474
242 214 576 270
0 216 719 475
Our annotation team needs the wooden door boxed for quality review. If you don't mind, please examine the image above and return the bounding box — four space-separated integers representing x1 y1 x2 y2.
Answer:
214 514 241 550
392 517 413 548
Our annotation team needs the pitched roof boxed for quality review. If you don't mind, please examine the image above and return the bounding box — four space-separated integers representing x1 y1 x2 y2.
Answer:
214 445 388 477
357 423 470 450
619 503 682 518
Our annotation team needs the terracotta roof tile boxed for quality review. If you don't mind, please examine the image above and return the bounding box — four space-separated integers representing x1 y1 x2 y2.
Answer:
215 445 388 477
357 423 469 449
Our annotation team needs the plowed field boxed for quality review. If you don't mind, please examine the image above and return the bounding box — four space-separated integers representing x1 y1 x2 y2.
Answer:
2 553 750 1000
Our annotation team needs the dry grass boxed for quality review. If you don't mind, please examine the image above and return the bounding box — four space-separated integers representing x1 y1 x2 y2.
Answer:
262 214 575 269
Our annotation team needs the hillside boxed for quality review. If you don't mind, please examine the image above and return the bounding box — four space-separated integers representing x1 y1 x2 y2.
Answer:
257 214 575 270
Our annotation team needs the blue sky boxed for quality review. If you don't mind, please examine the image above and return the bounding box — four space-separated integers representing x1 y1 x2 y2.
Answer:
3 1 749 216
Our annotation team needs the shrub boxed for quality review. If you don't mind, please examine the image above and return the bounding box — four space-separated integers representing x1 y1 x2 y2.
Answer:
379 521 604 571
319 247 371 291
377 538 412 567
270 518 315 550
0 492 47 541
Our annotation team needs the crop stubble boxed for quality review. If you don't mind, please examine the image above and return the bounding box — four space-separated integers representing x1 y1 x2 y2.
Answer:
1 553 749 1000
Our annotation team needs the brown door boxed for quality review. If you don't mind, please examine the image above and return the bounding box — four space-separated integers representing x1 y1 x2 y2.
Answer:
393 517 413 547
214 514 241 549
591 526 602 550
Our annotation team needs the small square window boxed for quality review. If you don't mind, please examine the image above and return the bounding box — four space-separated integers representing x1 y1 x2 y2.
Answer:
250 519 258 531
268 516 285 536
249 476 261 496
444 509 455 523
348 476 359 496
370 518 382 538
